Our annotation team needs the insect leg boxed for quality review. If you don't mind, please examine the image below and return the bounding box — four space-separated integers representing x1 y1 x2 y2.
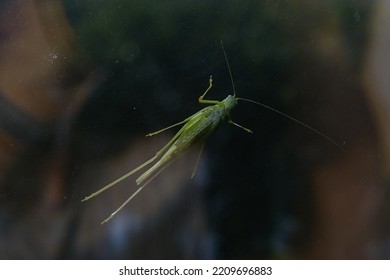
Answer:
191 141 205 179
81 155 158 201
228 120 253 133
198 75 219 104
104 124 204 223
146 116 191 137
101 166 165 224
82 124 188 202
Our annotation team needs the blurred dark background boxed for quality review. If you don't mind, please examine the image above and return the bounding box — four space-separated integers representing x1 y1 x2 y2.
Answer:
0 0 389 259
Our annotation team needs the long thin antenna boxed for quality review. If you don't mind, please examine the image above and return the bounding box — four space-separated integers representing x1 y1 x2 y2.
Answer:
220 40 237 97
237 97 345 151
221 40 343 151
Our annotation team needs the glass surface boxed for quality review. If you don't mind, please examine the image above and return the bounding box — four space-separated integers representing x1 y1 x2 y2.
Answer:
0 0 389 259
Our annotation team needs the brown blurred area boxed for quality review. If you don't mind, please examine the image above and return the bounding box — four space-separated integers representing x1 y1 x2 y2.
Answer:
286 0 390 259
0 0 210 259
0 0 94 197
0 0 96 257
0 0 390 260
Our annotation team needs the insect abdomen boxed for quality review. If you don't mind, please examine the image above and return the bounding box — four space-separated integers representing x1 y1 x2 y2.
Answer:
136 106 225 185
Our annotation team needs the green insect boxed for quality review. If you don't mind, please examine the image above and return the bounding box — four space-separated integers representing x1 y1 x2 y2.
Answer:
82 41 344 224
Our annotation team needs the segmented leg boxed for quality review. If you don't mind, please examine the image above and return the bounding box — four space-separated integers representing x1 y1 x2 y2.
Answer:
191 141 205 179
228 120 253 133
82 120 190 201
198 76 219 104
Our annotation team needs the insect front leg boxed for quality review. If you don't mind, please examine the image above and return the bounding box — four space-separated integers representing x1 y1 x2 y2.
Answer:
198 75 219 104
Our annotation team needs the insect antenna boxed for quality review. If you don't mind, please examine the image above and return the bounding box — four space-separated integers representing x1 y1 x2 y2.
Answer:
237 97 345 151
220 40 344 151
220 40 237 97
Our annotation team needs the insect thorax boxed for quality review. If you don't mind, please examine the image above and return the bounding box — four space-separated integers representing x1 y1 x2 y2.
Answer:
221 95 237 113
